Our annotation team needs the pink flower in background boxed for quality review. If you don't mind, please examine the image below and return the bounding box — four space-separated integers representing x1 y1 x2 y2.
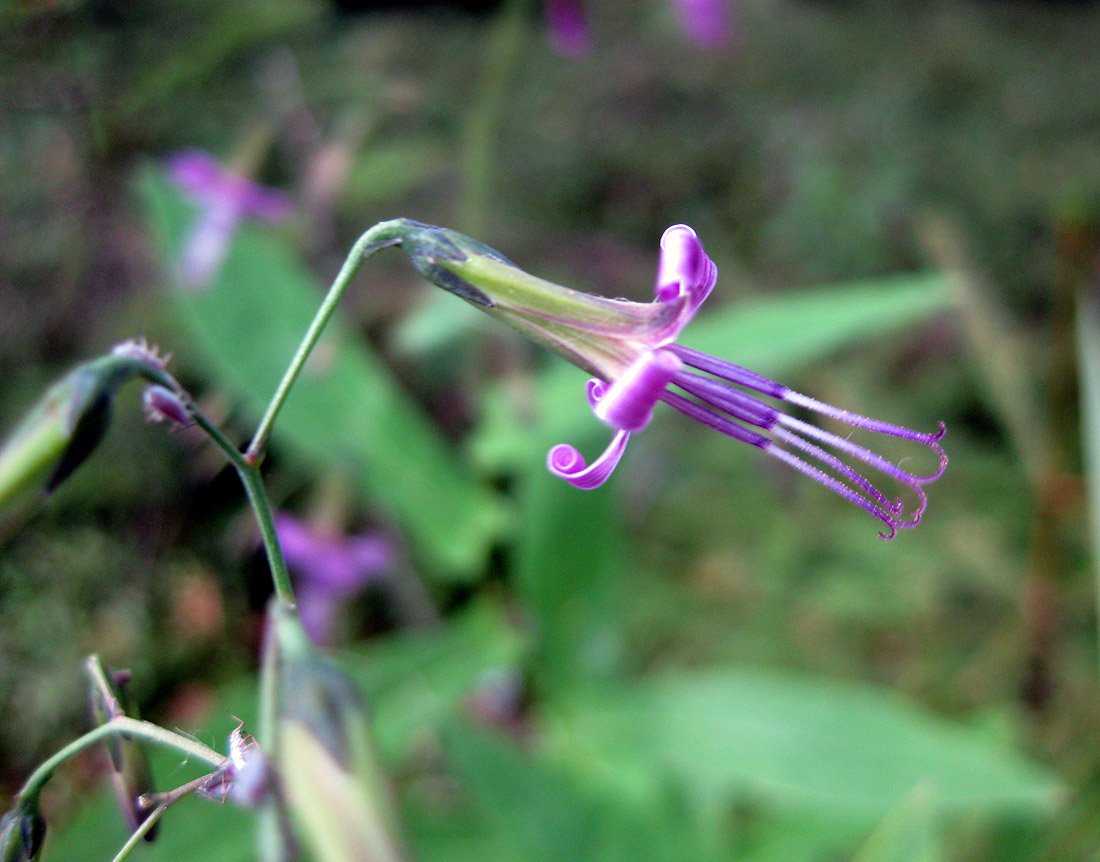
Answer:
669 0 732 48
544 0 589 56
166 150 291 289
544 0 732 52
274 512 395 645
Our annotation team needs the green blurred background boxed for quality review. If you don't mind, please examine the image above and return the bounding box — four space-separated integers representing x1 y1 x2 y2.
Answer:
2 0 1099 859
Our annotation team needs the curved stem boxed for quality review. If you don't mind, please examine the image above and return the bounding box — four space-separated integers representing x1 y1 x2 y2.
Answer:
18 718 224 807
110 772 218 862
245 224 406 462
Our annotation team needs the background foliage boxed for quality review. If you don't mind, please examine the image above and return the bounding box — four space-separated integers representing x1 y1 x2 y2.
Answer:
1 0 1098 859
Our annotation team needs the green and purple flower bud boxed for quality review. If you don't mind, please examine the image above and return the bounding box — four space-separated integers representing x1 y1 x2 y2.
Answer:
382 219 946 539
0 340 178 509
0 803 45 862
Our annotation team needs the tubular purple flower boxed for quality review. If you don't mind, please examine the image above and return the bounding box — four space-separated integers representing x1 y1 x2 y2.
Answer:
544 224 947 539
166 150 291 289
354 217 945 538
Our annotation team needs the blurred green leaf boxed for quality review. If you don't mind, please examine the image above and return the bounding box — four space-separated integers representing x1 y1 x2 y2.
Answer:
345 600 526 760
441 719 706 862
683 273 950 378
140 167 503 580
850 788 942 862
344 138 453 208
543 670 1062 821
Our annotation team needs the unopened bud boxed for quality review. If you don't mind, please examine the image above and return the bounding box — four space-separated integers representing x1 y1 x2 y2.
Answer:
142 386 193 428
0 805 46 862
267 602 405 862
0 345 177 508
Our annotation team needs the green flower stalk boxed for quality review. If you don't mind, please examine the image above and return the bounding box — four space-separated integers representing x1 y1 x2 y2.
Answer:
87 657 159 842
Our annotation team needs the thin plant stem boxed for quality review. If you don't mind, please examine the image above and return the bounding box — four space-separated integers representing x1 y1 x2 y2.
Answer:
183 399 295 606
17 718 223 806
238 463 295 607
110 773 216 862
245 224 405 462
110 803 168 862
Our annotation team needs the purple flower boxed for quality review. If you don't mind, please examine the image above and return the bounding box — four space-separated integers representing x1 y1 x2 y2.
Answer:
166 150 291 289
543 0 732 52
669 0 733 48
274 513 395 644
544 0 589 56
546 225 947 539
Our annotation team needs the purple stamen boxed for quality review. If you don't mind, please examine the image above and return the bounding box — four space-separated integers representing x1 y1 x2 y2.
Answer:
669 345 785 398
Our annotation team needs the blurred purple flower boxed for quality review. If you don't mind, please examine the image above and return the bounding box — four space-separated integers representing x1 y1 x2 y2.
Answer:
670 0 732 48
274 512 395 644
166 149 291 290
546 225 947 538
543 0 732 52
544 0 589 56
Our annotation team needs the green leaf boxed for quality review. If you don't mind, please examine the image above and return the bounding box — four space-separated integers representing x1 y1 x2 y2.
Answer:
441 719 707 862
543 670 1062 821
681 273 951 378
850 788 943 862
139 167 503 580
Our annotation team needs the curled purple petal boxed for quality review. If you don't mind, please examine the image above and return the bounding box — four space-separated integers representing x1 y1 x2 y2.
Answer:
595 349 683 431
656 224 717 313
547 430 630 489
585 378 609 410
